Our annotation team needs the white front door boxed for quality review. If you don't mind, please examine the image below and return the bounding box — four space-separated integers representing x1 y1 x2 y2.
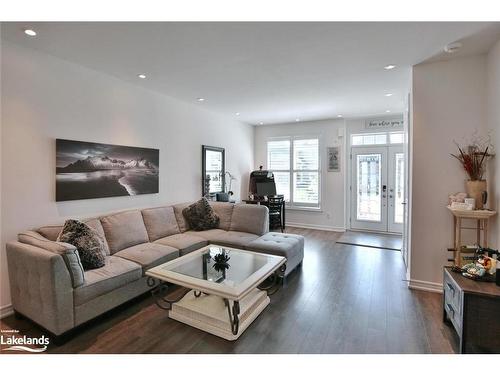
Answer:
350 145 404 233
350 147 388 232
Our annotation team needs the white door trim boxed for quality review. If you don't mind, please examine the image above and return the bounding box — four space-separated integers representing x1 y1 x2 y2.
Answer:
388 146 404 234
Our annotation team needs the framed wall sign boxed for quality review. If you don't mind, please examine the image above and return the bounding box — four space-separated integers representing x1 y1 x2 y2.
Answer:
364 118 404 130
327 146 340 172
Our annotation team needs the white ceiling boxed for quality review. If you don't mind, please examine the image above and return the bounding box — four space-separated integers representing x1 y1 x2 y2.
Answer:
2 22 499 125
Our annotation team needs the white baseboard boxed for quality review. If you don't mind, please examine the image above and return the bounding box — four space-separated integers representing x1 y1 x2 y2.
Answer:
286 222 345 232
408 279 443 294
0 304 14 319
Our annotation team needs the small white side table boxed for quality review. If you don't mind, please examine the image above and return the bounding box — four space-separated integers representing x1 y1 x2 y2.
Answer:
447 206 497 266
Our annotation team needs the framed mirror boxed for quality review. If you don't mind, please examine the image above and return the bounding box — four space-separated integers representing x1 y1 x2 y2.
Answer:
202 145 225 198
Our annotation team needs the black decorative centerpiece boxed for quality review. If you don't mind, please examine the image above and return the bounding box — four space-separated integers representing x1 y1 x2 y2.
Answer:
202 248 230 283
213 250 231 273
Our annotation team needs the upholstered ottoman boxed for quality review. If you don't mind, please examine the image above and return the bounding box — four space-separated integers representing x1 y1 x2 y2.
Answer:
247 232 304 276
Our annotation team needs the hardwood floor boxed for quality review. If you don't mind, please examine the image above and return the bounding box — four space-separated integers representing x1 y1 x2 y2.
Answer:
337 230 402 251
0 228 458 354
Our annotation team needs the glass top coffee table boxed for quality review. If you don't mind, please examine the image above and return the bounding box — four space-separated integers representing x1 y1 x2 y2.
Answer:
146 245 286 341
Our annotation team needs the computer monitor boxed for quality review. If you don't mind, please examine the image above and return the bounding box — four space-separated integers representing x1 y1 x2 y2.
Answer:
256 181 276 197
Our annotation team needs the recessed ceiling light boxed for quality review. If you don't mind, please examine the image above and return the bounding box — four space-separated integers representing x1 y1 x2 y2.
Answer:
384 65 396 70
337 114 343 118
137 74 146 79
24 29 37 37
386 110 391 113
197 98 205 102
259 122 264 125
385 93 393 97
235 112 240 116
295 118 300 122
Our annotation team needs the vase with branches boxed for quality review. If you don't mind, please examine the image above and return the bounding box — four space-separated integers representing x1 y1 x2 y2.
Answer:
451 134 494 209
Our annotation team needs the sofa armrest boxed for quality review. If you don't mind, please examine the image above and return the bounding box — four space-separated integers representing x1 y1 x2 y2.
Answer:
230 204 269 236
6 241 74 335
18 231 85 288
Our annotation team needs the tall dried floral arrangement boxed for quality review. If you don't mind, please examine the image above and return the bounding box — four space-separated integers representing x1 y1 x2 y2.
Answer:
451 133 494 181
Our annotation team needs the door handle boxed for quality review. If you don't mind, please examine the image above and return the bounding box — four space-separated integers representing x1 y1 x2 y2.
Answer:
446 282 455 296
446 303 455 318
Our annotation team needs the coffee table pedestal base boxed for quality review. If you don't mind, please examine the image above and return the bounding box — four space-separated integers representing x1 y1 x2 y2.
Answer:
168 289 269 341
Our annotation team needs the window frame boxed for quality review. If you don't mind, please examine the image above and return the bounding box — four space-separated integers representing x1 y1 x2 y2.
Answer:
266 135 321 210
351 131 404 147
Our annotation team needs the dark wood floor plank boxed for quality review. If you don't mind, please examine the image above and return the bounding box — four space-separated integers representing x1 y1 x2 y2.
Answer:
0 228 456 354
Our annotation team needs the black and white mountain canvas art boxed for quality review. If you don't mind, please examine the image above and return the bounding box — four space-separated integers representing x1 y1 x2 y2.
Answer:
56 139 159 201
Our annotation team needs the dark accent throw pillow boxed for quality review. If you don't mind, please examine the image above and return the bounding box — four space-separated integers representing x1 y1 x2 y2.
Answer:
57 219 107 270
182 198 220 231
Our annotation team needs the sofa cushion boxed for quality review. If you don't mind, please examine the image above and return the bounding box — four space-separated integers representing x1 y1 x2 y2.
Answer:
37 220 110 255
187 229 226 242
154 233 208 256
37 225 63 241
209 202 234 231
114 243 179 271
74 256 142 306
100 210 149 254
57 220 107 270
173 202 192 232
247 232 304 259
84 218 111 256
182 198 220 231
230 204 269 236
201 230 259 249
141 206 180 242
18 230 85 288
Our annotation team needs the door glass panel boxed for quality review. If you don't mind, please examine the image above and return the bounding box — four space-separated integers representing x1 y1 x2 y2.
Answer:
390 133 404 144
374 134 387 144
356 154 381 221
352 135 364 146
394 153 404 224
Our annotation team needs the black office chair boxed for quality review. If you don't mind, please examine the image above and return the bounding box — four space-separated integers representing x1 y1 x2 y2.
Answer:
268 196 284 232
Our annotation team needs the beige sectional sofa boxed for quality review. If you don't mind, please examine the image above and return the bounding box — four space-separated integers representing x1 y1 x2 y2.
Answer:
6 201 304 340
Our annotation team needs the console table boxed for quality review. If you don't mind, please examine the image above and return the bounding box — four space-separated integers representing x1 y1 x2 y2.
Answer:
443 267 500 353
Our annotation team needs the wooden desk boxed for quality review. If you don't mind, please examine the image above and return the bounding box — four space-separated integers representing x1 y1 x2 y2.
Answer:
443 267 500 353
242 198 285 231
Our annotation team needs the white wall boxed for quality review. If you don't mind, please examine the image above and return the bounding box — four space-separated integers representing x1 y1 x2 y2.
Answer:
487 38 500 248
0 42 254 311
254 119 346 231
410 55 488 290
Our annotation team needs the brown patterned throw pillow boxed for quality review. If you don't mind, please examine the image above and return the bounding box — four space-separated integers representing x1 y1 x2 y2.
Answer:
182 198 220 231
57 219 107 270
